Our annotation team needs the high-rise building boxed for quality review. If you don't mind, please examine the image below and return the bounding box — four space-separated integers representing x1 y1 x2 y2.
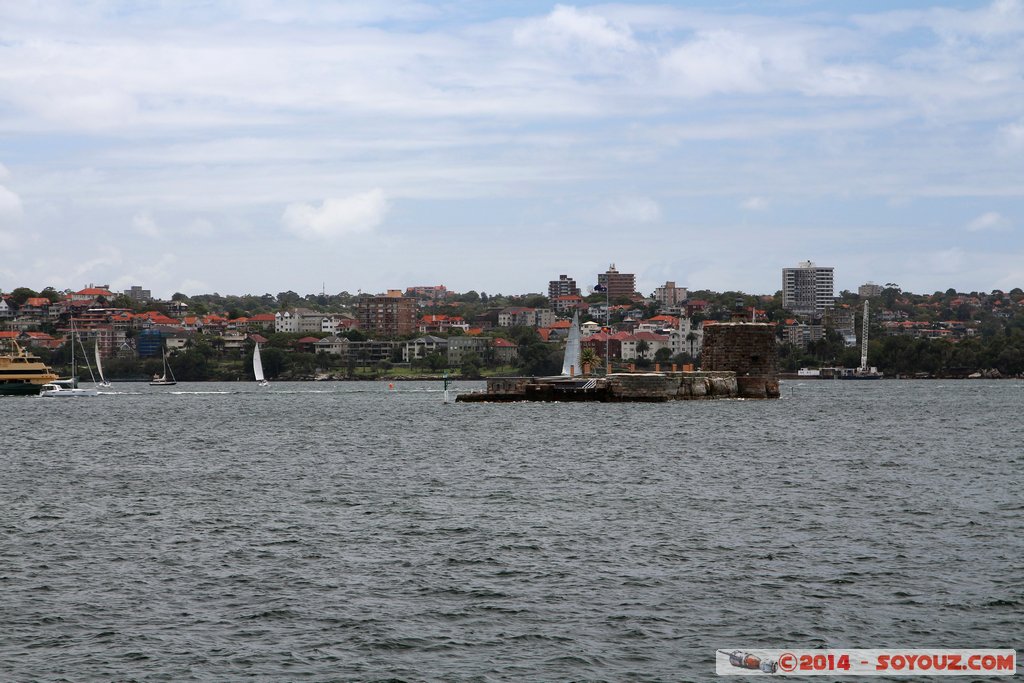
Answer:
858 282 883 298
124 285 152 301
548 274 580 301
782 261 835 316
356 292 417 338
597 264 636 302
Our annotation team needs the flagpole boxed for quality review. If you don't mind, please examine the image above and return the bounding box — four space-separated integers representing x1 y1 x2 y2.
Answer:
605 284 610 375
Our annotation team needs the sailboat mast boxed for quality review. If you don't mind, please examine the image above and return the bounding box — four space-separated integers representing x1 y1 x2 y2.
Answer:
70 317 77 383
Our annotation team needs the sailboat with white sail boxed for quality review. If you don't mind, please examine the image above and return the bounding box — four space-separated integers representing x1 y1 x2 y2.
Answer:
561 311 582 377
40 318 100 397
253 342 269 387
95 339 112 388
150 347 177 386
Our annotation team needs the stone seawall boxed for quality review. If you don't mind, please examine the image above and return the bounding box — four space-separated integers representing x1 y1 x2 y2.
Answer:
607 372 738 400
458 371 741 402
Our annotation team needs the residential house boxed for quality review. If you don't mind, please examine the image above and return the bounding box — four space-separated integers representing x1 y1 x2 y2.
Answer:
295 336 322 353
403 335 448 362
492 337 519 364
498 307 535 327
314 335 350 356
71 285 113 302
19 297 53 319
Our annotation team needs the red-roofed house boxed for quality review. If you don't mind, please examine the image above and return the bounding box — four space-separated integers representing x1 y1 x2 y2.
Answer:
72 286 113 302
295 336 322 353
552 294 585 313
492 337 519 364
137 311 182 327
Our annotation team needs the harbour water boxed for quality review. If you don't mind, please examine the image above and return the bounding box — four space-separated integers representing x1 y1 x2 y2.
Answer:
2 380 1021 681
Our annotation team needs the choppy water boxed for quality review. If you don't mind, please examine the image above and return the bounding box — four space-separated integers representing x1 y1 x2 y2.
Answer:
2 380 1021 681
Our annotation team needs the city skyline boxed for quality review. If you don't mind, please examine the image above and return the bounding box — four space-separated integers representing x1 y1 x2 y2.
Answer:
1 1 1022 299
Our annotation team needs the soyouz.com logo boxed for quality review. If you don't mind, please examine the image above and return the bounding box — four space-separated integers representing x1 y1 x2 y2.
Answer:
716 649 1016 676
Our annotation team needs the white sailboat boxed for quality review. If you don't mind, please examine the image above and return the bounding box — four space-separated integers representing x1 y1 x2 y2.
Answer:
95 339 112 388
253 342 269 386
150 348 177 386
561 311 582 377
40 318 100 397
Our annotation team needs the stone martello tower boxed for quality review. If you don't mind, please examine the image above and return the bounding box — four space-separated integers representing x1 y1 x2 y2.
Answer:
701 323 779 398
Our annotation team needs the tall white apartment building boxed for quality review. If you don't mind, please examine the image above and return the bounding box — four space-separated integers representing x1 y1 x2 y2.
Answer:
782 261 835 316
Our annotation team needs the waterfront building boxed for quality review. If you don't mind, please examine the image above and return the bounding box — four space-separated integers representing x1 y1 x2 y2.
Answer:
356 293 417 338
447 336 490 366
548 274 580 301
402 335 448 362
314 335 349 356
597 264 636 302
782 261 835 316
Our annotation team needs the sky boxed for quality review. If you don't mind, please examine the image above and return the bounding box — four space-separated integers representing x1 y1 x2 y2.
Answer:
1 0 1023 300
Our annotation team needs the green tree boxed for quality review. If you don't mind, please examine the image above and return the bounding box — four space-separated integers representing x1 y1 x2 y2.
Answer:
9 287 37 305
260 347 288 378
424 352 447 371
460 352 482 378
579 347 601 374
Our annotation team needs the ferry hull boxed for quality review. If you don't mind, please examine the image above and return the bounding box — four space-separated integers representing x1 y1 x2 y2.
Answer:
0 381 45 396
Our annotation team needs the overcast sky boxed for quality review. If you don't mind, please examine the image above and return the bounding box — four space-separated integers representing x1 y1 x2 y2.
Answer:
1 1 1022 300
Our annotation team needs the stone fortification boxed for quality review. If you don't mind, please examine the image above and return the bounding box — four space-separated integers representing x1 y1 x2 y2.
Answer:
701 323 780 398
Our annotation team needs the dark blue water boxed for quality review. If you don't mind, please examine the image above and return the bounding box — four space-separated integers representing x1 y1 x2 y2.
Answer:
2 380 1021 680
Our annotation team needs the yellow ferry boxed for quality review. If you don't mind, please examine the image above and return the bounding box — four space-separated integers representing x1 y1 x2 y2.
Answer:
0 341 60 396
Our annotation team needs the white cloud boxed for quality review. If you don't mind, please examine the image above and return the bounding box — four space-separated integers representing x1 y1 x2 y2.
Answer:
0 184 24 227
593 195 661 225
1000 119 1024 151
661 31 767 96
132 212 161 238
514 5 636 53
966 211 1011 231
741 196 769 211
184 218 214 238
923 247 965 274
282 189 389 240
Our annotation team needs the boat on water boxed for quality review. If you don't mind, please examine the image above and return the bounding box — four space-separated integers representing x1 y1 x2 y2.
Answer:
40 319 100 397
561 311 582 377
150 348 177 386
95 339 112 388
253 342 269 387
0 340 59 396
